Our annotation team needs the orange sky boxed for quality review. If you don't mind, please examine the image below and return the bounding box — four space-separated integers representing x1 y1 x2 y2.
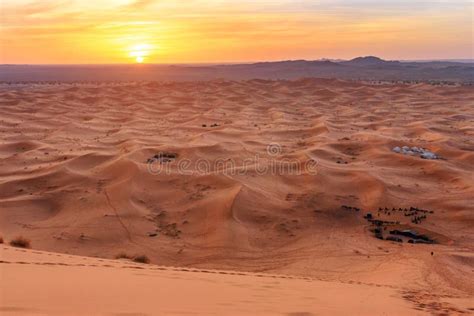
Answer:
1 0 472 64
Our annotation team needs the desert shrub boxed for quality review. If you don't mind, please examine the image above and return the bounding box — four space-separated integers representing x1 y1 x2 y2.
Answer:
115 252 132 259
133 255 150 264
10 236 31 248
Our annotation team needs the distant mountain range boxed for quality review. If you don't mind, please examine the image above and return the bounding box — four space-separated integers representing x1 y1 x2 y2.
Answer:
1 56 473 82
342 56 401 66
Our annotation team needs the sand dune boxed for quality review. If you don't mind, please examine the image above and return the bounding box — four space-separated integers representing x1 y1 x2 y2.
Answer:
0 79 473 314
1 245 418 315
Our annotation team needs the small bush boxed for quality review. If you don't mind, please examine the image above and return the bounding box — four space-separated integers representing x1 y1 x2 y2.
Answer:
133 255 150 264
10 236 31 248
115 252 132 260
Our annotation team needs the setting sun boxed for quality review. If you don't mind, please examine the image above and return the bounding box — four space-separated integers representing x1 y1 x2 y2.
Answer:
129 44 152 63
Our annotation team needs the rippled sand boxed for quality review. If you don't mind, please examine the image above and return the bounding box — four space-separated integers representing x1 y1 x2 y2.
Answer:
0 79 473 314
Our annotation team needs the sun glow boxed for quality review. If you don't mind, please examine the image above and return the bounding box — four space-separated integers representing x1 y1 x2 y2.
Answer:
129 44 152 63
1 1 472 64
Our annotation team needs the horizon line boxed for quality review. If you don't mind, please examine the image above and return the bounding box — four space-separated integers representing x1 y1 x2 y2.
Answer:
2 57 474 67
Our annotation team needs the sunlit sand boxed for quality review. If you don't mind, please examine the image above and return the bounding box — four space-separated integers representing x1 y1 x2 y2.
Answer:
0 78 473 314
1 0 473 314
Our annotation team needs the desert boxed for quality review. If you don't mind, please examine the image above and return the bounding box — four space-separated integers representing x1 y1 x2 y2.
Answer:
0 77 473 314
2 0 474 313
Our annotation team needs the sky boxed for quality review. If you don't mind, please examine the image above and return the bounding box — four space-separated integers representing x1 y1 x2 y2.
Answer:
0 0 472 64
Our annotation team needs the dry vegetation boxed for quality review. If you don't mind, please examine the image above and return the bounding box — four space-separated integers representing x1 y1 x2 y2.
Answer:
9 236 31 248
115 252 133 260
133 255 150 264
115 252 150 264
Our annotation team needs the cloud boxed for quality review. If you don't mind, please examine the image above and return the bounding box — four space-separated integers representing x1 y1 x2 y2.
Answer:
1 0 472 63
123 0 155 10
